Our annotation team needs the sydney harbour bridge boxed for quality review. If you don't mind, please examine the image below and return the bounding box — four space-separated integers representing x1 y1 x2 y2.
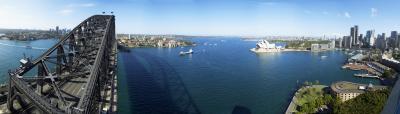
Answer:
6 15 117 114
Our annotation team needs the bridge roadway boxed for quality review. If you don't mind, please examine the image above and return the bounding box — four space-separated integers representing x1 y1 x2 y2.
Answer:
7 15 117 114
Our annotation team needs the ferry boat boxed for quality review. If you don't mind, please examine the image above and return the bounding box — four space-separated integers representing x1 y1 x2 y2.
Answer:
354 73 379 78
179 49 193 55
250 40 281 53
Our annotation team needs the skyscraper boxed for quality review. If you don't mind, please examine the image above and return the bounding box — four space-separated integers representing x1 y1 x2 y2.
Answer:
343 36 352 48
354 25 358 45
391 31 398 48
376 33 386 51
56 26 59 34
350 27 355 46
350 25 359 46
365 30 375 47
358 34 363 46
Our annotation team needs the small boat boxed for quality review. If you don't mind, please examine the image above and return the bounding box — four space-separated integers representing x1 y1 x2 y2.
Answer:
321 56 328 59
26 46 32 49
180 49 193 55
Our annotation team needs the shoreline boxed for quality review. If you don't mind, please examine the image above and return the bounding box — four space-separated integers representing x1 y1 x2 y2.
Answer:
285 85 328 114
282 49 309 52
250 48 321 53
0 37 57 41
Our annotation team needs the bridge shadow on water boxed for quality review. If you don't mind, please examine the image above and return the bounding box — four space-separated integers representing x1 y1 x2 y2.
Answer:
120 50 201 114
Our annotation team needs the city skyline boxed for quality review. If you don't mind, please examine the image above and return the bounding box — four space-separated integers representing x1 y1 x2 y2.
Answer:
1 0 400 37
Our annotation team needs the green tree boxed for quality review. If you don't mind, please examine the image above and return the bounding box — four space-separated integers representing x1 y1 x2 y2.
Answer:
333 89 390 114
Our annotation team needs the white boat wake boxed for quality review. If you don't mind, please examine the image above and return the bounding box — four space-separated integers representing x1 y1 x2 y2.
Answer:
0 42 47 50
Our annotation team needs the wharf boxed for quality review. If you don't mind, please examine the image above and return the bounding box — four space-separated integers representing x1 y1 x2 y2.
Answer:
342 63 379 75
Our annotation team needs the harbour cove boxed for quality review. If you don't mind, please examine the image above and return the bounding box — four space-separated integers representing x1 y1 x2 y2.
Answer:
116 37 378 114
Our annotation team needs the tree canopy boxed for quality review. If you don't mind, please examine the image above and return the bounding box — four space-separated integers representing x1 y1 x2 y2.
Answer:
333 89 390 114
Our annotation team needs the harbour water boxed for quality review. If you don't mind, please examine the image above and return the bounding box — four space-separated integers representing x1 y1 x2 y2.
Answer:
0 39 58 83
0 38 379 114
117 37 378 114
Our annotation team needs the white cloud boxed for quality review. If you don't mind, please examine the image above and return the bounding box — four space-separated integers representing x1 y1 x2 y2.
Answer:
58 3 95 16
59 9 73 16
344 12 351 18
80 3 95 7
371 8 378 17
67 3 95 8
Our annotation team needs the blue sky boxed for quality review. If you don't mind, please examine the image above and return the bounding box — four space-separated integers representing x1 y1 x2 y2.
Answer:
0 0 399 37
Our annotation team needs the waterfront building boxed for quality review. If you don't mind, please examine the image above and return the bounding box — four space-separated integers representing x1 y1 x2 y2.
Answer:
311 42 334 51
337 38 343 48
367 62 391 74
331 81 387 102
330 40 335 49
348 53 367 62
320 44 329 50
381 55 400 72
311 44 320 51
168 40 177 48
157 41 163 47
250 40 281 53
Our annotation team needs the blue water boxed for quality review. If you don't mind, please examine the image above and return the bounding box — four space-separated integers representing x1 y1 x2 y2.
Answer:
0 38 379 114
0 39 58 83
117 37 378 114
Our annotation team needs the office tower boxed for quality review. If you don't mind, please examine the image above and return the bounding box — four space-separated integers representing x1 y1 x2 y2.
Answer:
358 34 363 46
354 25 358 45
366 30 375 47
56 26 59 34
350 27 355 45
338 38 343 48
350 25 359 46
398 35 400 48
343 36 352 48
376 33 387 51
391 31 399 48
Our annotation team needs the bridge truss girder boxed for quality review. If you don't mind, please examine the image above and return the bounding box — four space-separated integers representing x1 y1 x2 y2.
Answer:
7 15 116 114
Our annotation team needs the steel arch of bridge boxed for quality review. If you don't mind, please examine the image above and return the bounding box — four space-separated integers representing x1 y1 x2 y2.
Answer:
7 15 117 114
